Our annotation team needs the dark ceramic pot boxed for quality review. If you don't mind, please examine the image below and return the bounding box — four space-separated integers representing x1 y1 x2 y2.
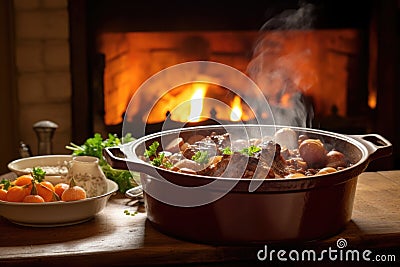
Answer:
103 125 392 244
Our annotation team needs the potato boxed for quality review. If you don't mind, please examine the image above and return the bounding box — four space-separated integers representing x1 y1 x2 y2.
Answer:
326 150 347 168
316 167 337 175
299 139 327 168
286 173 306 178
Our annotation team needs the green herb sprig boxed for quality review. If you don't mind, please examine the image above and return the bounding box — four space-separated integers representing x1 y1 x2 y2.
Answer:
144 141 159 159
221 147 233 155
32 167 46 183
240 145 261 157
151 152 165 167
144 142 173 169
0 179 11 190
192 150 210 164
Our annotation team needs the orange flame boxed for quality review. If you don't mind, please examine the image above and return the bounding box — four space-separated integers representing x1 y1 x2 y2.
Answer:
146 84 257 124
188 84 207 122
168 83 208 122
230 95 243 121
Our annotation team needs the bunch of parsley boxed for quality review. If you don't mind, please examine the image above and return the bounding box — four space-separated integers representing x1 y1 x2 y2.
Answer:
66 133 139 193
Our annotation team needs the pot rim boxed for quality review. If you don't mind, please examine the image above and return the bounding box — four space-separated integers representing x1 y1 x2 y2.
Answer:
109 124 392 192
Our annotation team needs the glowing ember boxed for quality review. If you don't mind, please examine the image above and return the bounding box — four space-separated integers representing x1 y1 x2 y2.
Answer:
368 91 377 109
280 93 292 108
230 95 243 121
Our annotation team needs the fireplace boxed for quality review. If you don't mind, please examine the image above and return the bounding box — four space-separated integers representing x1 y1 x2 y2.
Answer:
68 0 399 169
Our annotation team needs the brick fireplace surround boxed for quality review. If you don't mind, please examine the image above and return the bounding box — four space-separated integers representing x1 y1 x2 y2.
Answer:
0 0 71 172
0 0 398 172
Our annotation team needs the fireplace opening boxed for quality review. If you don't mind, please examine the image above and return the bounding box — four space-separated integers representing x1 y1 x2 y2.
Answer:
97 31 258 131
68 0 399 169
97 28 369 136
91 2 371 137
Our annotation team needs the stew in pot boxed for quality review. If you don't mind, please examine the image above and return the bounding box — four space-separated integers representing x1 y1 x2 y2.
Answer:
141 127 352 179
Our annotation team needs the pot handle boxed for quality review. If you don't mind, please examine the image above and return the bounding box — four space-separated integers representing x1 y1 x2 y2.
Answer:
349 134 393 162
102 146 130 170
102 145 158 176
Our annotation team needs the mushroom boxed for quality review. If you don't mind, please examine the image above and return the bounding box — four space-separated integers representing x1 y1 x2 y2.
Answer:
173 159 203 172
274 127 298 149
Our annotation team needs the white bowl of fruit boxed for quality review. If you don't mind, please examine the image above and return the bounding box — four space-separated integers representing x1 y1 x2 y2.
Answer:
0 167 118 227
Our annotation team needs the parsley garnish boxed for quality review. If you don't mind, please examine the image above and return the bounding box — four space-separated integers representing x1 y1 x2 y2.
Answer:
0 179 11 190
222 147 233 155
163 160 173 169
151 152 165 167
144 141 159 159
151 153 173 169
32 167 46 182
144 142 173 169
240 145 261 157
192 150 209 164
124 209 138 216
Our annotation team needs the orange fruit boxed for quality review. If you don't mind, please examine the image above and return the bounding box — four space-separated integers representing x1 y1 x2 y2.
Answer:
54 183 69 198
0 189 7 201
37 183 57 202
14 175 34 192
14 175 33 186
6 185 29 202
40 181 55 192
61 186 86 201
23 194 45 203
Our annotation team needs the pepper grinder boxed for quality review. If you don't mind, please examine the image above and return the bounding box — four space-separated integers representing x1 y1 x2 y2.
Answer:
33 120 58 155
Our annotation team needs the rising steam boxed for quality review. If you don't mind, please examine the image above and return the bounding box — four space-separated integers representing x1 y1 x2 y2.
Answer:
247 2 316 127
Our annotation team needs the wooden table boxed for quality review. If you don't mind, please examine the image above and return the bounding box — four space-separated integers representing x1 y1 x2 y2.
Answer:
0 171 399 266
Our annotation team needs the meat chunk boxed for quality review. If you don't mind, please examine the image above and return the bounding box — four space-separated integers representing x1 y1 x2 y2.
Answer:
200 152 274 179
182 132 231 160
186 136 288 178
198 153 248 178
182 137 218 160
209 132 231 150
259 140 288 177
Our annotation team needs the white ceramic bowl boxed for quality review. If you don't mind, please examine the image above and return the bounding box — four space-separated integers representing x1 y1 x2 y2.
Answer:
0 179 118 227
7 154 72 177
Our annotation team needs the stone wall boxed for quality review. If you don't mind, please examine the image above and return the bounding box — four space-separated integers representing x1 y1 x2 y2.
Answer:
13 0 71 155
